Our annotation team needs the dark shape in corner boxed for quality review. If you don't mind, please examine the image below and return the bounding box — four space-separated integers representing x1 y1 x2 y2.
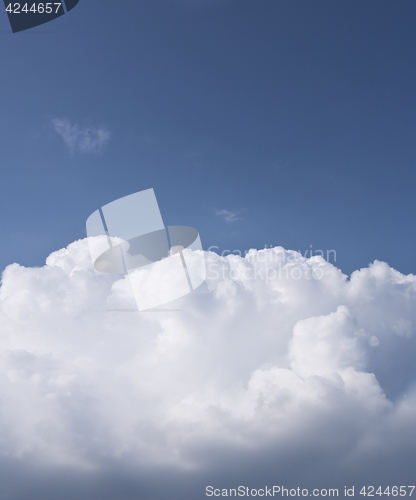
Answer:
3 0 80 33
63 0 79 12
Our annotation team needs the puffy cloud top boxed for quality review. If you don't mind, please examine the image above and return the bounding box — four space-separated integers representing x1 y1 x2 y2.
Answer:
0 240 415 498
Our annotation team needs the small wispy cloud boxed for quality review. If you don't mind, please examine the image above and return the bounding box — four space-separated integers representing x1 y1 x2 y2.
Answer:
215 209 242 223
52 118 111 153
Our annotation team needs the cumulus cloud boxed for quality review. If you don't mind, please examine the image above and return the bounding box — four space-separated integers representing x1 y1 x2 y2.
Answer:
0 242 415 498
52 118 111 153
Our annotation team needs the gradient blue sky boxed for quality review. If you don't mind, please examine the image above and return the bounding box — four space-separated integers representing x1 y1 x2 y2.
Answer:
0 0 415 275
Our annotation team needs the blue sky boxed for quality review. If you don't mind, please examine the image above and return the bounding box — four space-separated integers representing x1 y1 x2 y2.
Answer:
0 0 416 276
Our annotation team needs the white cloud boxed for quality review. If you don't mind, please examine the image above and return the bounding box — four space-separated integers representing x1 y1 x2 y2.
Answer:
215 209 241 222
52 118 111 153
0 242 415 497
